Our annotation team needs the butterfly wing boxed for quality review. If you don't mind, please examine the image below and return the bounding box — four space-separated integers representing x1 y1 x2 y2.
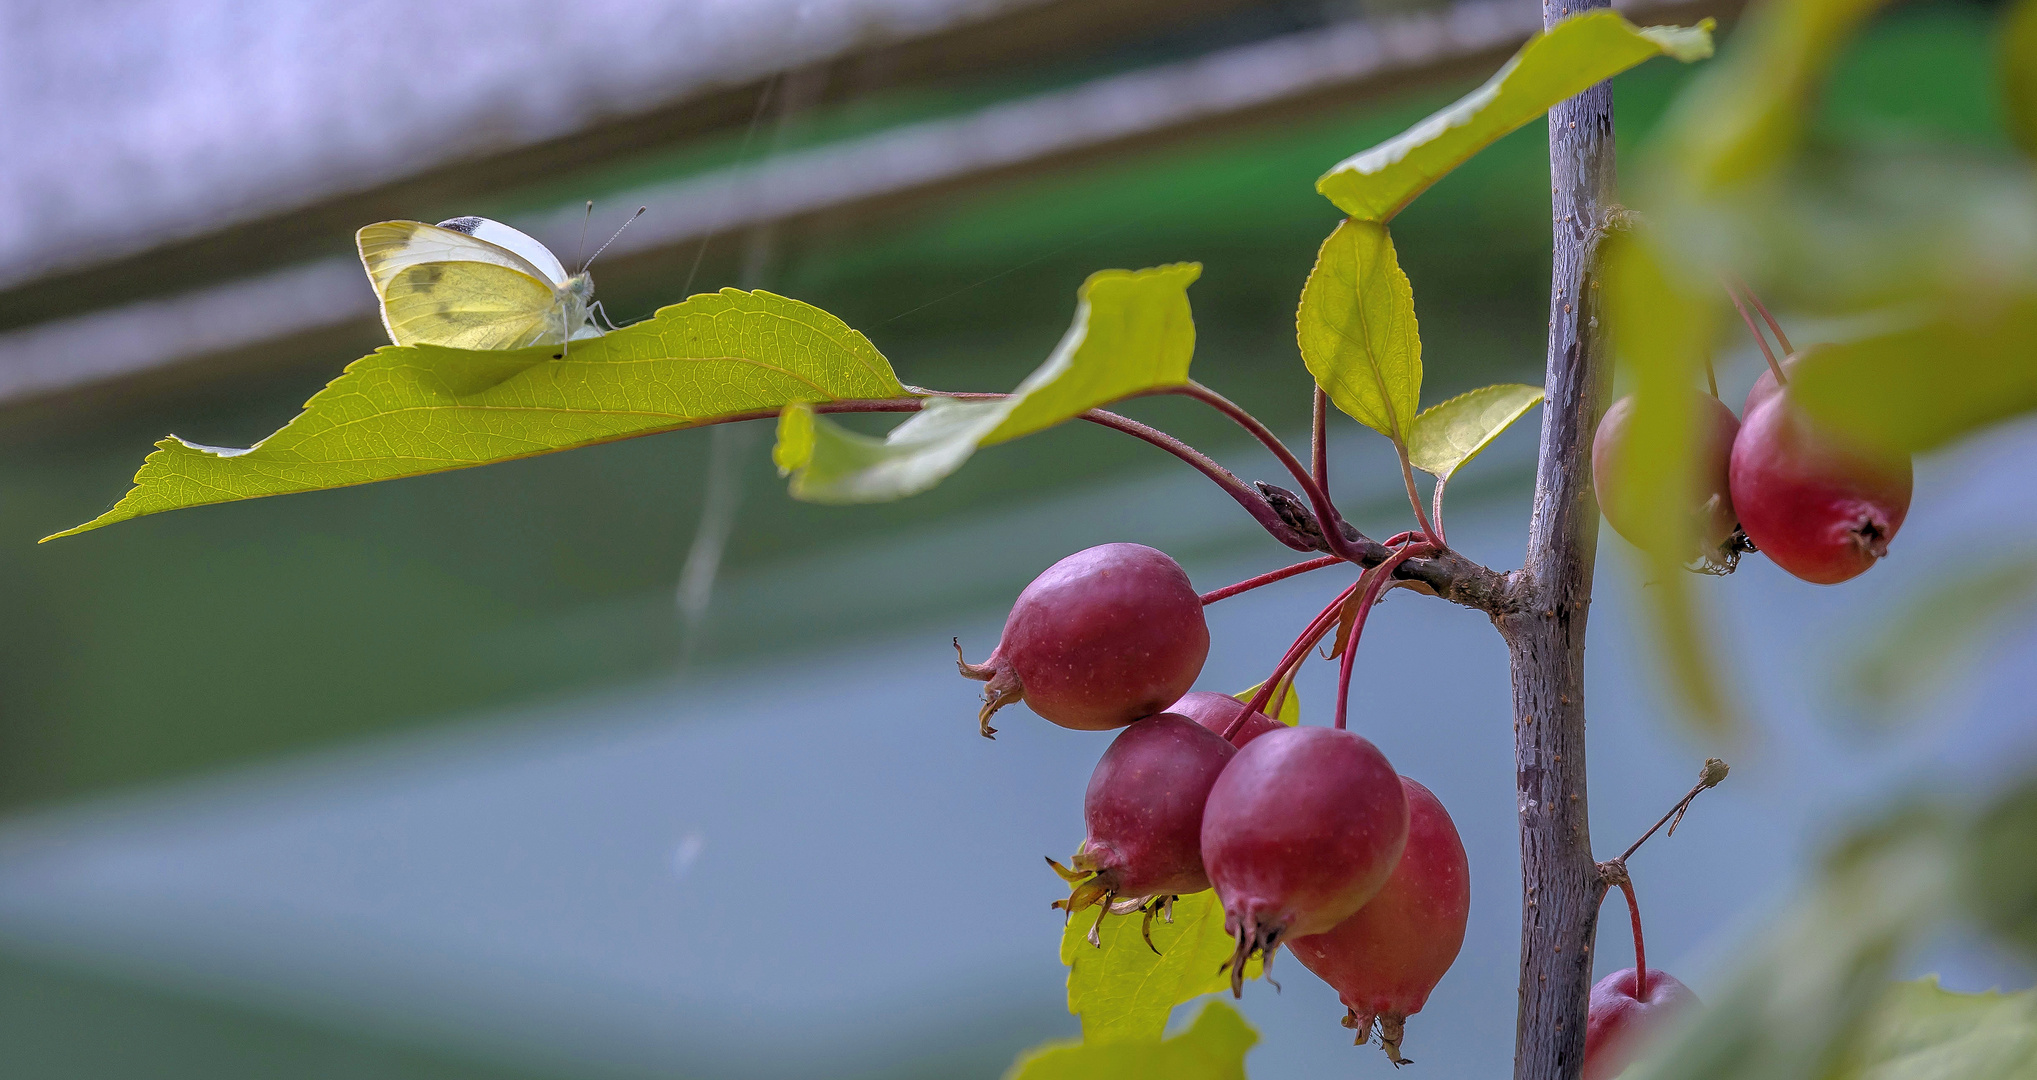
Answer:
357 221 568 349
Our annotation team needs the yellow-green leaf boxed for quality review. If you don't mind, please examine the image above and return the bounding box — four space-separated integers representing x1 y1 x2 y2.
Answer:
1407 383 1545 481
1315 12 1714 221
1297 221 1421 446
1061 889 1259 1042
776 264 1201 504
1006 1000 1258 1080
45 289 909 541
1232 681 1300 726
2007 0 2037 158
1599 231 1736 736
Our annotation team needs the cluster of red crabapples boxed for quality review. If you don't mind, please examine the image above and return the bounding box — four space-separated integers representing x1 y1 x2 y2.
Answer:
1594 286 1912 582
958 542 1725 1069
956 541 1471 1064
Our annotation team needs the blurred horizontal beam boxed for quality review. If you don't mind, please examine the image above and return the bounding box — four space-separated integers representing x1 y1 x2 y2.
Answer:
0 0 1735 411
0 0 1265 332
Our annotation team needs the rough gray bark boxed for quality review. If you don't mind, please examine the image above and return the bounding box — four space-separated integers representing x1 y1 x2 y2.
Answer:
1500 0 1619 1077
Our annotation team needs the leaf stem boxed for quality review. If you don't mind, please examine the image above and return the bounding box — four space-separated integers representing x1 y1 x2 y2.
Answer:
1333 540 1429 730
1397 444 1445 549
1312 387 1330 491
1173 381 1367 565
1723 283 1786 385
1736 278 1794 357
1234 581 1361 734
1200 555 1345 605
1618 877 1648 999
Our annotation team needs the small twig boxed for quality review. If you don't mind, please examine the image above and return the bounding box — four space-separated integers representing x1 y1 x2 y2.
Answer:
1395 445 1445 550
1616 758 1729 865
1174 382 1370 566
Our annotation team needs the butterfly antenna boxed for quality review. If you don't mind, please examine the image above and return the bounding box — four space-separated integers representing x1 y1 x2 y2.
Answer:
575 201 594 269
583 206 647 274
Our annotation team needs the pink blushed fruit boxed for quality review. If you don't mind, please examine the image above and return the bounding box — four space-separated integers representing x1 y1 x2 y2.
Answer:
1291 776 1470 1065
957 543 1209 737
1201 725 1409 993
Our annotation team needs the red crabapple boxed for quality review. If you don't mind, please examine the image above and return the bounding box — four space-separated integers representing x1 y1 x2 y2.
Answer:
1201 725 1409 993
1290 776 1470 1065
957 543 1209 737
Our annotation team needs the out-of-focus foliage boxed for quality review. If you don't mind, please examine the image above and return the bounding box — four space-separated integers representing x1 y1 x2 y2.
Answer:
1059 889 1259 1042
2006 0 2037 155
1600 231 1736 735
1297 221 1422 447
1792 297 2037 456
1599 0 2037 733
1858 979 2037 1080
1630 781 2037 1080
1962 779 2037 958
1314 12 1714 221
1005 1001 1256 1080
774 264 1200 502
1845 553 2037 724
47 290 908 540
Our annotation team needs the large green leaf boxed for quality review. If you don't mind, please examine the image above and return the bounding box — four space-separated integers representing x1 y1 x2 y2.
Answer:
1407 383 1545 481
1623 811 1954 1080
1297 221 1421 446
2007 0 2037 159
1859 979 2037 1080
1061 889 1260 1042
46 290 909 541
775 264 1201 504
1006 1000 1258 1080
1788 296 2037 456
1598 232 1735 735
1315 12 1714 221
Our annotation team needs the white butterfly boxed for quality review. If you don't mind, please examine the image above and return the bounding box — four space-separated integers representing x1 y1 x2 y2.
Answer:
356 216 608 351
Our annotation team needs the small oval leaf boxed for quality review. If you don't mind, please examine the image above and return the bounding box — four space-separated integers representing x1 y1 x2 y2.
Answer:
1407 383 1545 481
1298 221 1421 447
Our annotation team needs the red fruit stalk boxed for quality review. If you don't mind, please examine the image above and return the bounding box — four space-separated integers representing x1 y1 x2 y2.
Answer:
1291 777 1470 1065
1051 714 1237 937
957 543 1209 737
1170 691 1283 748
1201 725 1410 993
1731 355 1912 585
1584 875 1699 1080
1592 391 1743 569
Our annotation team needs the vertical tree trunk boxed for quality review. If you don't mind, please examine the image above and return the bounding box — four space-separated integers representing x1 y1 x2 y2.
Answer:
1502 1 1617 1077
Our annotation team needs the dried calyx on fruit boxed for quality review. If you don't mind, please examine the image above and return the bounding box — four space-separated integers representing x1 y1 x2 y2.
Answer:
1592 390 1749 573
1291 776 1470 1066
1731 351 1913 585
1201 725 1409 994
1050 713 1237 948
1169 690 1283 747
957 543 1209 738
